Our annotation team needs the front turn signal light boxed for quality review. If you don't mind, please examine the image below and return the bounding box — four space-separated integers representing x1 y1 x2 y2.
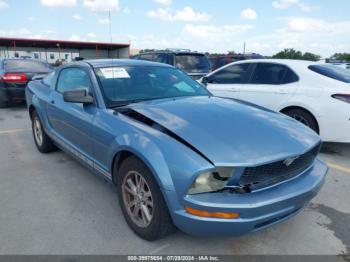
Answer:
185 206 240 219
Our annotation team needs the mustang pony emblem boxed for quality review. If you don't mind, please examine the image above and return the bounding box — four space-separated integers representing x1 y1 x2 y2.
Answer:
283 156 299 167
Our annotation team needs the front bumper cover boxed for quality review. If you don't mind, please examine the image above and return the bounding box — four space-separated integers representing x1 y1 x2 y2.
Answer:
166 158 328 237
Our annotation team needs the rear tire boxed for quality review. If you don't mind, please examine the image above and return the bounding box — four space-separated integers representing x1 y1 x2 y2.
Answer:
31 111 57 153
116 156 175 241
0 100 9 108
284 109 319 134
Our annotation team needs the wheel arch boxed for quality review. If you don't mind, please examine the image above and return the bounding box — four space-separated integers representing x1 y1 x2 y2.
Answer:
280 105 320 134
28 104 36 119
109 145 174 192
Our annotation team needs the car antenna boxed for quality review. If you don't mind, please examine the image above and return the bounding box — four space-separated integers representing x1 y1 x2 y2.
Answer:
108 9 116 79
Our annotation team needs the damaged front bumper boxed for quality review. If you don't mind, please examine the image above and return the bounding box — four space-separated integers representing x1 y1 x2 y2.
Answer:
165 158 328 237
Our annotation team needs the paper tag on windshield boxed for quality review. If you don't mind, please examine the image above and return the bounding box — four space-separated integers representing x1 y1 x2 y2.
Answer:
100 67 130 79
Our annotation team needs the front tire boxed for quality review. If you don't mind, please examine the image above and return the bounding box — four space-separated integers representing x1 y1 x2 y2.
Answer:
284 109 319 134
116 156 175 241
31 111 57 153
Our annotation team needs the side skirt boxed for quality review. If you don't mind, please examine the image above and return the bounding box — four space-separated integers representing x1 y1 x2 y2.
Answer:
50 132 112 182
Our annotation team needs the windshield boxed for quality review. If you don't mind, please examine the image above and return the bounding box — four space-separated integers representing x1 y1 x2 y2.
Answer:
175 54 211 73
309 64 350 83
4 60 53 73
94 66 211 107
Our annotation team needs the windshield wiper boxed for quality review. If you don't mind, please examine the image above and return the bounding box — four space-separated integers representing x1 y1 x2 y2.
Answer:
109 99 149 109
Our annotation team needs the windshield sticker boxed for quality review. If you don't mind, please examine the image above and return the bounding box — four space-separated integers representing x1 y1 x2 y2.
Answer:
100 67 130 79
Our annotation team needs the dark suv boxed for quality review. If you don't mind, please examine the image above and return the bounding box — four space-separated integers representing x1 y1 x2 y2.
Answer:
132 50 211 80
0 58 53 108
209 53 264 71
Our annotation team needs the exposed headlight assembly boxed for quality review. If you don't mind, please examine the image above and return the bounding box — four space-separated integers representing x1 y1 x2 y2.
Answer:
188 167 234 195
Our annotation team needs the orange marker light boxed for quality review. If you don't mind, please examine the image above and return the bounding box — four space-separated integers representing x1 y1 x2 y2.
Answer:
185 207 239 219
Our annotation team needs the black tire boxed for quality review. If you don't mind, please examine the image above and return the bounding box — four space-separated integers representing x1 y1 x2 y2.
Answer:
284 109 319 134
116 156 175 241
0 100 9 108
31 111 57 153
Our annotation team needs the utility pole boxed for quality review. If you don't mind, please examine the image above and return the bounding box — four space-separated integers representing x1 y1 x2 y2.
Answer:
243 42 246 55
109 10 113 43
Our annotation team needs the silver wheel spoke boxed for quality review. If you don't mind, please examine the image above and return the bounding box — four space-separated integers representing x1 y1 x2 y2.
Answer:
127 200 137 209
139 178 145 191
126 179 137 194
125 180 137 196
132 204 140 217
141 204 151 223
144 198 153 208
144 191 152 198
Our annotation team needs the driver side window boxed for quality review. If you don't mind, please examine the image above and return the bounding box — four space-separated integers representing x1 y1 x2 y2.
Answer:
209 63 251 84
56 68 92 94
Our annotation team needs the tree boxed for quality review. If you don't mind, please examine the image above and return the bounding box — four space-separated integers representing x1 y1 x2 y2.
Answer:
332 53 350 62
272 49 303 60
302 52 321 62
272 48 321 61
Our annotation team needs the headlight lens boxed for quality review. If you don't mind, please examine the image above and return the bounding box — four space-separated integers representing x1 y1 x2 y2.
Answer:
188 167 234 195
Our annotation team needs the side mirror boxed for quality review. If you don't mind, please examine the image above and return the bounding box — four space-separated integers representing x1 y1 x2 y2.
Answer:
63 88 94 104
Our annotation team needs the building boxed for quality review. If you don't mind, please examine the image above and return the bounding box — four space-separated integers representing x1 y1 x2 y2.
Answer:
0 37 130 64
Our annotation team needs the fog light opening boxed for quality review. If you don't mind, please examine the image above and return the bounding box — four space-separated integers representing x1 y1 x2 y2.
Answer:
185 206 240 219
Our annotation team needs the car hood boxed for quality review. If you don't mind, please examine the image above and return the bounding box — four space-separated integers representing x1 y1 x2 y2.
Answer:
129 96 321 166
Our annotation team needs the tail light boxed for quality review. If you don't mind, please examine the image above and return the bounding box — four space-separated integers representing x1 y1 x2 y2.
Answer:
2 73 27 83
331 94 350 104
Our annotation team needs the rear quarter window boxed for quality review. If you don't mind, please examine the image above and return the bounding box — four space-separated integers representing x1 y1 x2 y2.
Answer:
42 72 55 87
309 65 350 83
249 63 298 85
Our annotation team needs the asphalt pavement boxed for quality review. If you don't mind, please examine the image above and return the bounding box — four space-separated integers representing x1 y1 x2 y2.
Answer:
0 105 349 255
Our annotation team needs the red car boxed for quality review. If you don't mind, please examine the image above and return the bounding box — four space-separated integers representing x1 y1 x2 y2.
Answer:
209 53 264 71
0 58 53 108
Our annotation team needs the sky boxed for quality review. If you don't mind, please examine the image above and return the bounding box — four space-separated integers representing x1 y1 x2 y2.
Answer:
0 0 349 57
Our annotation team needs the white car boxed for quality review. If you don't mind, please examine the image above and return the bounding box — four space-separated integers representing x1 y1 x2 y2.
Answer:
202 59 350 143
333 63 350 70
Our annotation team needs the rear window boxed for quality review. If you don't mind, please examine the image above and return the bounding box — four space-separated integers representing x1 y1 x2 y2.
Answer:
4 60 53 73
309 65 350 83
175 54 210 72
249 63 298 85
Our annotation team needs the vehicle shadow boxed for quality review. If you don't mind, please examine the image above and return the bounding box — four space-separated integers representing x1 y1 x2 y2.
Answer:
321 142 350 157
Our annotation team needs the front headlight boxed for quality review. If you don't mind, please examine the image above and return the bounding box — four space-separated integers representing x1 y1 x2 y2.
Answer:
188 167 234 195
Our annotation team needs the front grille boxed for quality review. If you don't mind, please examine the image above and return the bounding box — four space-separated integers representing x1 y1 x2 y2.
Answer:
240 144 321 190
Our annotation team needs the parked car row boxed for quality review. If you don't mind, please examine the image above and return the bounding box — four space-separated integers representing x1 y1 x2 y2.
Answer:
132 50 264 78
132 49 211 80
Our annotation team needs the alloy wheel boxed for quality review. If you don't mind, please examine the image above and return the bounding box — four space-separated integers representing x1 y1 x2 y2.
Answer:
122 171 154 228
33 117 43 146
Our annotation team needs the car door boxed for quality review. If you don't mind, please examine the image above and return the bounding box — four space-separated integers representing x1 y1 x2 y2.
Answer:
205 63 253 98
46 67 97 161
238 62 299 110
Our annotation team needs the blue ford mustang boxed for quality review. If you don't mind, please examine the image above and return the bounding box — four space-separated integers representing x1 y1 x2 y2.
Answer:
26 59 328 241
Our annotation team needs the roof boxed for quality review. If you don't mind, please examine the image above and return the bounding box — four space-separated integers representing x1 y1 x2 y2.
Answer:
85 59 173 68
232 58 319 67
139 50 206 55
0 37 129 50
